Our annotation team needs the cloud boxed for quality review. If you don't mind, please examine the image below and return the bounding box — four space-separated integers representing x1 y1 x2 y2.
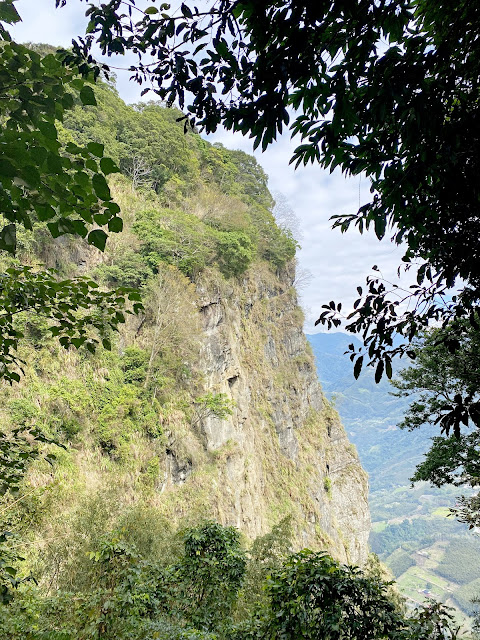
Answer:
10 0 87 47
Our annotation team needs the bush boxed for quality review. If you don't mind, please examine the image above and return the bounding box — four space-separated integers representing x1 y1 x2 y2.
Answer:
121 347 149 385
262 223 298 268
96 250 153 288
216 231 255 277
133 208 216 278
231 551 404 640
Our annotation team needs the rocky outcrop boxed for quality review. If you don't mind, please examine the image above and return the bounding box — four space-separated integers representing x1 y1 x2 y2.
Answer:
162 262 370 565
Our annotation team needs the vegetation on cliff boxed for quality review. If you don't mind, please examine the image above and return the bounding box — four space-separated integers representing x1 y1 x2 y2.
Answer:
0 47 371 638
69 0 480 413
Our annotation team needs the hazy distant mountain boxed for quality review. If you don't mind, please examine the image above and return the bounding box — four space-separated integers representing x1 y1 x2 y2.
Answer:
307 332 437 491
307 332 474 623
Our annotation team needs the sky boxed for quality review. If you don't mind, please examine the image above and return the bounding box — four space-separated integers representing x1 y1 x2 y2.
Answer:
11 0 411 332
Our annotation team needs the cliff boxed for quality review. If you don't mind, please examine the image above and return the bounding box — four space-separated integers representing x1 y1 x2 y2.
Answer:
0 89 370 585
162 261 370 564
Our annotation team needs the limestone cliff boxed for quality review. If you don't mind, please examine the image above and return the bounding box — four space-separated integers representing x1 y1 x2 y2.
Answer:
161 261 370 565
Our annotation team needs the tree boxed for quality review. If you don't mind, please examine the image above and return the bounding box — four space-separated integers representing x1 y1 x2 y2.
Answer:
230 550 460 640
61 0 480 384
0 1 143 384
393 322 480 527
123 153 153 191
171 521 246 632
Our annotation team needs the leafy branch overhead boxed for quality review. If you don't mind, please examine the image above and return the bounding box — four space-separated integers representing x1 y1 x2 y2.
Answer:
0 1 146 384
0 29 122 254
392 321 480 526
0 267 142 384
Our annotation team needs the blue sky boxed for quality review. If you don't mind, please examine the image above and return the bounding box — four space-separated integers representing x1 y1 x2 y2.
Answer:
11 0 411 331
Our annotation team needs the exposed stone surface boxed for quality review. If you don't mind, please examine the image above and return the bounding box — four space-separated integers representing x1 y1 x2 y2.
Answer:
163 263 370 565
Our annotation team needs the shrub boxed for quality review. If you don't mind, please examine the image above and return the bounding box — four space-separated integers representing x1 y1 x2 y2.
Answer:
96 251 153 288
121 347 149 385
216 231 255 277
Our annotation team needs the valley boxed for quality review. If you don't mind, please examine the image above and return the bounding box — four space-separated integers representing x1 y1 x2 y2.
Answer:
308 332 479 626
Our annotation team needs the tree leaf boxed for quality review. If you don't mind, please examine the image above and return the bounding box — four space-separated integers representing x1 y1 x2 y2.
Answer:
353 356 363 380
108 216 123 232
0 1 21 24
385 358 392 380
100 157 119 174
37 121 58 140
87 141 104 158
87 229 108 251
80 85 97 106
92 173 111 200
0 224 16 254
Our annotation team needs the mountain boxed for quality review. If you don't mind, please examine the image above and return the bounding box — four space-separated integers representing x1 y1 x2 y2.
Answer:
0 80 370 599
307 332 437 491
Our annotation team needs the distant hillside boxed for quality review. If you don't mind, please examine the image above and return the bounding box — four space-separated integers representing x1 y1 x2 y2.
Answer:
306 332 437 491
307 332 477 623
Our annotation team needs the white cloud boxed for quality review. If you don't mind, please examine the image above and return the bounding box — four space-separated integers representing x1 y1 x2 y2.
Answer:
11 0 87 47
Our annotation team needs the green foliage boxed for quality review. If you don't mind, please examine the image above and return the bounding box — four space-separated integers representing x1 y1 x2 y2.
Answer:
0 266 141 384
0 6 148 403
0 532 27 605
64 92 200 195
0 521 244 639
393 322 480 438
370 518 462 558
216 232 255 278
0 518 463 640
171 521 246 632
259 550 401 639
0 344 168 472
191 393 235 428
323 476 332 497
132 207 216 278
121 347 149 385
452 579 480 617
260 222 298 270
231 550 460 640
60 81 295 280
0 426 62 497
0 32 121 253
393 321 480 523
236 516 292 619
96 251 153 288
363 553 406 614
387 550 416 579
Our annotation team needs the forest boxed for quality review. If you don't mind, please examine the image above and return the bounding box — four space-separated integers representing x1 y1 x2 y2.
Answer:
0 40 466 638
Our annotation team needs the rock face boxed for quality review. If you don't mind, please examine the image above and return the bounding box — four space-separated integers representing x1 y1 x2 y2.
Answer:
163 262 370 566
